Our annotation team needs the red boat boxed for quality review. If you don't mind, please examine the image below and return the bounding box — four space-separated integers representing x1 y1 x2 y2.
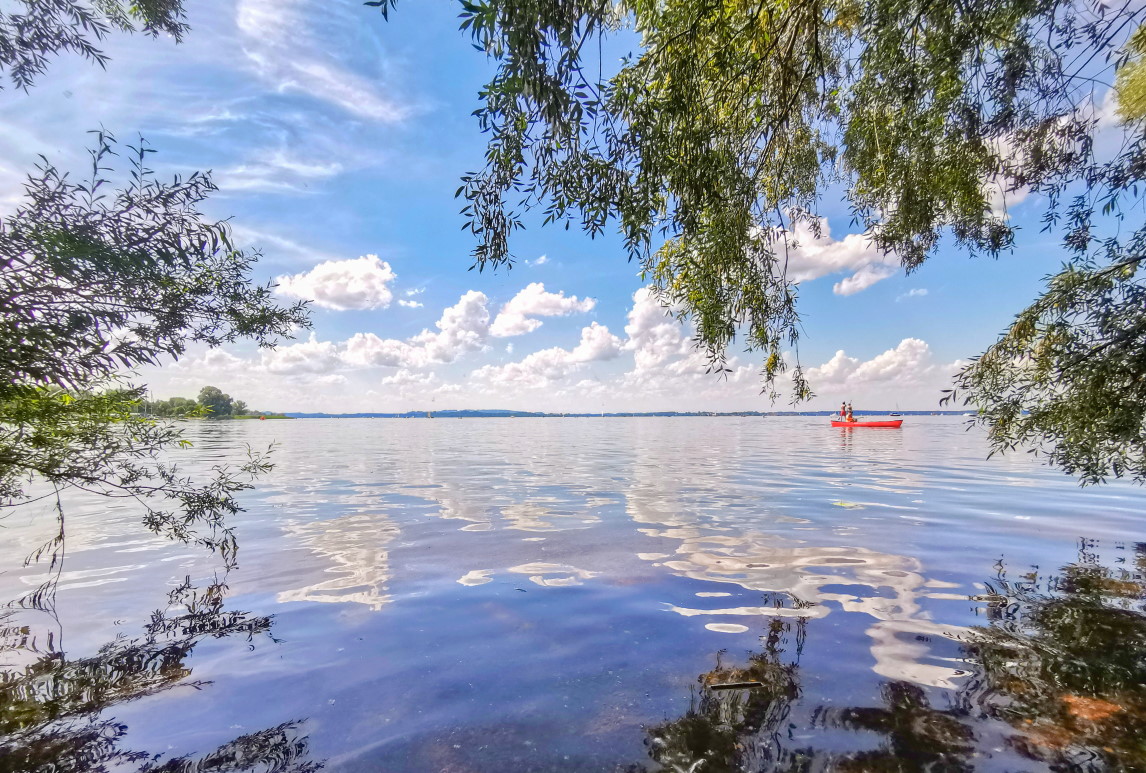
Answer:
831 419 903 428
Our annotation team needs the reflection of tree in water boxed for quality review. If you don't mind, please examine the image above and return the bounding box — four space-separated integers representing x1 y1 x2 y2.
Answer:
823 682 973 772
642 598 812 772
640 543 1146 771
0 579 322 772
641 613 973 771
957 540 1146 771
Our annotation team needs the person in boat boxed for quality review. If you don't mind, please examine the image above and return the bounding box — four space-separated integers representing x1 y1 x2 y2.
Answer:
840 401 847 419
846 403 855 422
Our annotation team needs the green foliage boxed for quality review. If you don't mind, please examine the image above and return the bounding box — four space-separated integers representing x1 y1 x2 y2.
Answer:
0 0 188 90
140 388 273 419
0 132 309 564
141 395 200 417
380 0 1146 479
0 385 274 564
1116 26 1146 125
198 385 234 417
949 250 1146 483
1 132 307 399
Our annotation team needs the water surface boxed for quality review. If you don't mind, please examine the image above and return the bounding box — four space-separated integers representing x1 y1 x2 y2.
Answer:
3 417 1145 771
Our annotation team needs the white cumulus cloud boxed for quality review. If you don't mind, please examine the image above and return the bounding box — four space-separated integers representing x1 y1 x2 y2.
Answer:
570 322 624 362
778 218 901 295
624 288 689 371
342 333 415 368
381 369 440 388
805 338 962 393
140 283 970 413
342 290 491 368
489 282 595 337
277 254 398 311
833 264 897 296
471 323 624 389
260 333 343 375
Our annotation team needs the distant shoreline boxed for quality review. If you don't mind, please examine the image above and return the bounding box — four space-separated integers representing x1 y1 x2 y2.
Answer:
279 410 973 419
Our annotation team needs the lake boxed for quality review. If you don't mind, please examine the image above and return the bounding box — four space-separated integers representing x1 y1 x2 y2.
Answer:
3 416 1145 771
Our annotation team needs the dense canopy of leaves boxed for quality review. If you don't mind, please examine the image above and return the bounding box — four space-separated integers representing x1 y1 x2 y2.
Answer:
198 386 233 417
1116 24 1146 124
1 134 304 399
0 132 309 563
950 250 1146 482
380 0 1146 481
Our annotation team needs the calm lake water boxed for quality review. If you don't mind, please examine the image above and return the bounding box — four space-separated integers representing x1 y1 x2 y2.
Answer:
3 417 1146 771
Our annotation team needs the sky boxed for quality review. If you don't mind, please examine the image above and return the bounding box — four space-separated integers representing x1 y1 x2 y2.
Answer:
0 0 1100 412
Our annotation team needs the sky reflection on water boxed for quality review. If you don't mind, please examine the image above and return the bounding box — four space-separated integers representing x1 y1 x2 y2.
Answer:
2 417 1145 771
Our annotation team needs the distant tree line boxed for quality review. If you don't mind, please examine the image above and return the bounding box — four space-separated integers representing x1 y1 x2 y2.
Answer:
140 386 284 419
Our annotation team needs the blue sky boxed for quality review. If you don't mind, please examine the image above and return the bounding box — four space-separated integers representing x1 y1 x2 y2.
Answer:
1 0 1096 412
